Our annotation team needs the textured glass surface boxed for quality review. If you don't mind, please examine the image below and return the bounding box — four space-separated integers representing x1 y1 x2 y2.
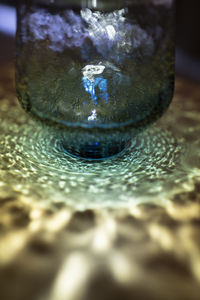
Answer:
16 0 174 159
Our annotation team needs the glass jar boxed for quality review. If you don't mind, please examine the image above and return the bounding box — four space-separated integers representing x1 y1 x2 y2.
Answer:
16 0 175 160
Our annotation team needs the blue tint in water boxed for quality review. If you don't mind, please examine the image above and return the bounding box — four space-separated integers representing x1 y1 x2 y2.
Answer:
97 77 109 103
82 75 109 104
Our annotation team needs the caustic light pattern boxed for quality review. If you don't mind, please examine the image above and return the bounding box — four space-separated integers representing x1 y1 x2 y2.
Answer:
0 64 200 300
1 65 200 209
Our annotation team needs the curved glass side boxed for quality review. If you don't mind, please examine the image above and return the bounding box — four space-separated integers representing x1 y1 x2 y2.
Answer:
16 0 175 159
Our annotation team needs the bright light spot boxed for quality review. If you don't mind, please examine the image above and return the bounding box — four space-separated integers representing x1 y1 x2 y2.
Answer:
30 209 42 220
130 206 143 218
92 228 111 251
29 219 41 232
92 0 97 8
106 25 116 40
0 232 27 265
50 253 90 300
109 252 134 283
45 210 71 232
0 5 16 36
167 203 200 221
82 65 105 82
88 109 97 121
149 225 173 250
104 216 117 235
92 216 116 252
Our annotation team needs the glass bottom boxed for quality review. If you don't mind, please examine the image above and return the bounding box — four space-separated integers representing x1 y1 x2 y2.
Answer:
61 139 130 161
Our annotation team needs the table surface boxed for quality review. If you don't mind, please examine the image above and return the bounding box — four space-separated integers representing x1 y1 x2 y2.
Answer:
0 61 200 300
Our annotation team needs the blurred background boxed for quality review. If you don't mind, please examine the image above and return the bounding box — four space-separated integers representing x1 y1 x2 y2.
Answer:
0 0 200 81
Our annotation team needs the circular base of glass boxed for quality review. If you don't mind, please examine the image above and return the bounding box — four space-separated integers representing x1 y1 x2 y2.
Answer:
62 140 130 161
